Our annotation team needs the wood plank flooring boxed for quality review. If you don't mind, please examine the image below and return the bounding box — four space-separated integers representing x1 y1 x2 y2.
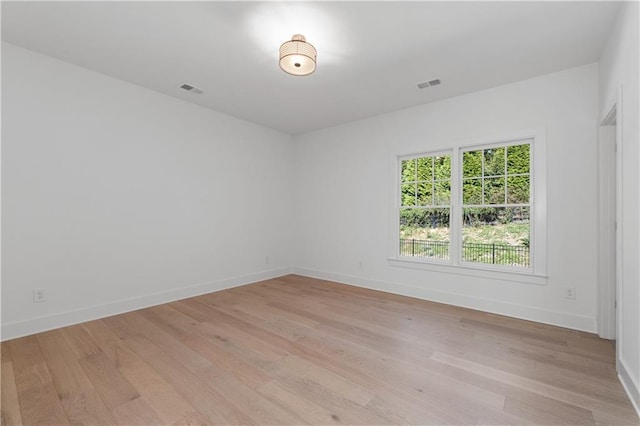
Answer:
1 275 638 425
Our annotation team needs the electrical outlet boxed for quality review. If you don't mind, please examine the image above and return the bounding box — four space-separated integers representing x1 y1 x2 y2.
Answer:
565 287 576 299
33 288 46 303
265 256 270 265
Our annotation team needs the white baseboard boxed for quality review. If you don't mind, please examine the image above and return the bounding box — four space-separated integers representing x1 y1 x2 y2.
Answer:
293 267 596 333
619 358 640 418
2 266 598 341
1 267 293 341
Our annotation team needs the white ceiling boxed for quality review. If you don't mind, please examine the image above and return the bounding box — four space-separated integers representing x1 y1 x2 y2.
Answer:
2 1 620 135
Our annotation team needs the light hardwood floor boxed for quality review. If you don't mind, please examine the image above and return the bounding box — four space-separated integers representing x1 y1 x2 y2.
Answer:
1 275 638 425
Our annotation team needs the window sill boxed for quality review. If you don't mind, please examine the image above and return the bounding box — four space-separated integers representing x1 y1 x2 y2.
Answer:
387 258 547 285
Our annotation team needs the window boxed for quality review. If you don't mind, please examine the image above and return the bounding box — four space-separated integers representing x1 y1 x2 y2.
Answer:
461 143 530 268
400 153 452 260
394 133 546 278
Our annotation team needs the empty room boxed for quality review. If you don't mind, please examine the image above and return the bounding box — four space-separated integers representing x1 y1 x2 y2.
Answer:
1 1 639 425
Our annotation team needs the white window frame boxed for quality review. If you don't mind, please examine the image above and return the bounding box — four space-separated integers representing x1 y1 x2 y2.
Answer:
388 129 547 285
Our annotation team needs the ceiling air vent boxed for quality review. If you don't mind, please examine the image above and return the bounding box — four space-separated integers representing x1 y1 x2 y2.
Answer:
180 83 204 95
417 78 441 89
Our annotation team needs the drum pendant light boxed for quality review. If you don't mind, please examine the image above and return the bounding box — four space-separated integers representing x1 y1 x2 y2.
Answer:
279 34 317 76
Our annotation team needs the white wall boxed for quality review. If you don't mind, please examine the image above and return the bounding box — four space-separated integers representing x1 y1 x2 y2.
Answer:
293 63 600 332
599 2 640 413
1 42 294 340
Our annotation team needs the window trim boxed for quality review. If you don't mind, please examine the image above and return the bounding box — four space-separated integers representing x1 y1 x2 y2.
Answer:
389 128 547 283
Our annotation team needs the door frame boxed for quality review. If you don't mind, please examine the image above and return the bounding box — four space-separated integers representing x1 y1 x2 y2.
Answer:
597 87 622 347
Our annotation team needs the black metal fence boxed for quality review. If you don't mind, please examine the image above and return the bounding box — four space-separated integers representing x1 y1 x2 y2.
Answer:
399 239 530 267
399 239 450 260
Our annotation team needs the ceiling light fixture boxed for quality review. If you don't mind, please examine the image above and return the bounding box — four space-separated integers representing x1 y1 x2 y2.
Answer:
279 34 317 76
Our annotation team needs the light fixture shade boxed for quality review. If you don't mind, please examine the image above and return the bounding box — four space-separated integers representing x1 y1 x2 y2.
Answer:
279 34 317 76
